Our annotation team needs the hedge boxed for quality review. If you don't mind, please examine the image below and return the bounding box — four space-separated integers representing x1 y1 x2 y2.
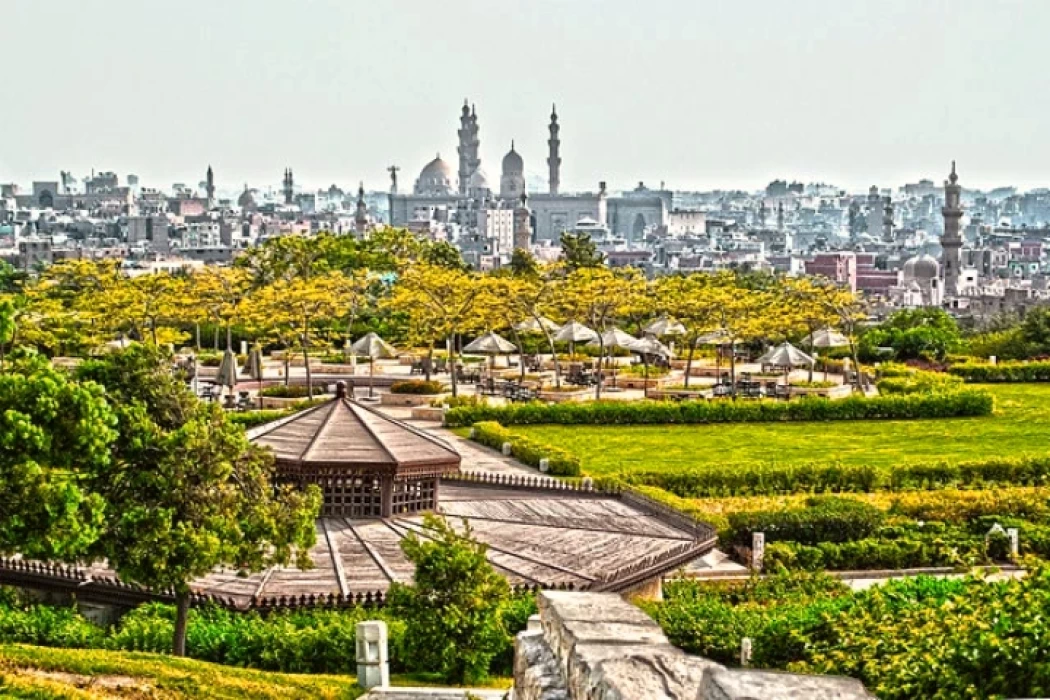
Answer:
389 379 444 395
619 454 1050 498
763 534 987 571
725 497 884 547
259 384 328 398
471 421 581 476
443 390 993 427
949 360 1050 382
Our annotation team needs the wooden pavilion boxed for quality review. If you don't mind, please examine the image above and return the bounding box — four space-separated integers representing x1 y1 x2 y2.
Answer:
246 383 460 518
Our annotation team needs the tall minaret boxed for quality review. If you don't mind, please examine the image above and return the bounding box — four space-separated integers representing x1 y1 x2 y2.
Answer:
547 104 561 195
283 168 294 205
456 101 481 196
205 166 215 208
941 161 964 295
355 182 369 236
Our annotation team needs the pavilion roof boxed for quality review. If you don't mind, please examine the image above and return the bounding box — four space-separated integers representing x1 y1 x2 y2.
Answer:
246 396 461 474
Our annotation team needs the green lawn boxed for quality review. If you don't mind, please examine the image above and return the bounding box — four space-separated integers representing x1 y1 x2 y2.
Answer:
0 644 362 699
512 384 1050 475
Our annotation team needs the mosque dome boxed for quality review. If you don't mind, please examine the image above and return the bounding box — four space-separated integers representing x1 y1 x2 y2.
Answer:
237 186 256 210
468 167 491 192
501 143 524 174
903 253 939 281
415 154 454 196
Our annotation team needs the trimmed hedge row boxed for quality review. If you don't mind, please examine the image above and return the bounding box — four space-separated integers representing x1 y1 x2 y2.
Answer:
949 361 1050 383
444 390 994 427
619 454 1050 498
725 497 884 547
764 535 984 571
390 379 444 395
471 421 581 476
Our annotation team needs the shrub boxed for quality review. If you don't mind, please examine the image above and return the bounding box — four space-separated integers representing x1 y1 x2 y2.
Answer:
430 394 486 409
621 461 881 497
471 422 581 476
788 380 836 389
259 384 328 398
949 360 1050 383
725 497 885 547
444 390 994 427
389 379 444 395
387 514 511 685
197 352 247 367
228 409 291 429
0 602 105 648
876 367 963 395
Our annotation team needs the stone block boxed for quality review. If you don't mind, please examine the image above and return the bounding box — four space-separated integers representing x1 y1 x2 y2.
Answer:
697 667 874 699
357 620 390 689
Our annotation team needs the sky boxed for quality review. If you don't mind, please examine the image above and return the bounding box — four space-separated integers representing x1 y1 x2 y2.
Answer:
4 0 1049 195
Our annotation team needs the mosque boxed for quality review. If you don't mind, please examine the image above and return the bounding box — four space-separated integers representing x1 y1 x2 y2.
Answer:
387 101 670 261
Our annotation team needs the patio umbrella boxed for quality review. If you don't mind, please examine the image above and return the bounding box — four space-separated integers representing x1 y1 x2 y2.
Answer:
554 320 598 357
464 331 518 375
214 347 238 400
630 336 671 398
351 332 398 399
802 328 850 381
643 315 686 337
587 327 639 392
756 341 815 374
514 317 560 333
243 344 265 408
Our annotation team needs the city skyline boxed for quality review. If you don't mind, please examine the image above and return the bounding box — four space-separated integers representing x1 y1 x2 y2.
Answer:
5 0 1050 192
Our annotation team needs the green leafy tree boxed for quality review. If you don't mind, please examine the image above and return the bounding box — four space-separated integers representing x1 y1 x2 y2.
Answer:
1020 307 1050 355
387 514 512 684
559 231 604 271
0 349 115 561
76 346 321 657
508 248 540 278
422 240 469 271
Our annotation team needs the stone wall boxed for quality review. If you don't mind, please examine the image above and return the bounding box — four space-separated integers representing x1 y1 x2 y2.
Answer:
513 590 873 700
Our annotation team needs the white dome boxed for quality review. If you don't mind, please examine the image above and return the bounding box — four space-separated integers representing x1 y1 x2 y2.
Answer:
415 154 454 196
468 167 491 190
903 254 939 281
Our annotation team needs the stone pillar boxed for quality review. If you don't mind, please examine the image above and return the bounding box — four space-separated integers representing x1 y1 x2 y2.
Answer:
751 532 765 571
355 620 389 689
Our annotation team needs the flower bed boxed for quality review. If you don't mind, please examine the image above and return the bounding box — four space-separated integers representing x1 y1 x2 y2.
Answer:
443 389 993 427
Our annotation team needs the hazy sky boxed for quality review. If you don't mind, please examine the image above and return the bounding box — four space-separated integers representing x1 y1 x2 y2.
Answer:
5 0 1049 194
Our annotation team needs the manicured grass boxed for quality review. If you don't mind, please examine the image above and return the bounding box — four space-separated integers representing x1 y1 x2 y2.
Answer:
512 384 1050 475
0 644 362 699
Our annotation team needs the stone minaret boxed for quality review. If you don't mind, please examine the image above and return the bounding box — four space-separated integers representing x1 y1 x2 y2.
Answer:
883 198 895 243
941 161 964 295
205 166 215 207
514 193 532 251
547 104 561 195
457 101 481 196
283 168 294 205
355 182 368 236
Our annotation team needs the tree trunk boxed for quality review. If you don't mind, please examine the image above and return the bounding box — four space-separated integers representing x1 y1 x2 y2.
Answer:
642 355 650 398
283 351 291 387
302 332 313 399
807 323 816 383
425 343 434 382
511 329 525 382
213 325 219 351
195 322 201 351
595 338 605 400
684 339 696 389
730 344 737 398
173 590 190 657
151 319 158 346
448 336 458 397
848 338 864 393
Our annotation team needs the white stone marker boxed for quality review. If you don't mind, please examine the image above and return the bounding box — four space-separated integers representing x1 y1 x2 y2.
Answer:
751 532 765 571
240 340 248 356
502 442 513 456
740 637 753 667
1007 527 1019 559
356 620 389 689
539 458 550 473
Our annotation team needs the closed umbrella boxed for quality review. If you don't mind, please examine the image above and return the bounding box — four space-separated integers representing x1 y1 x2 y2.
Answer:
214 347 238 401
244 344 265 408
464 331 518 375
351 332 398 399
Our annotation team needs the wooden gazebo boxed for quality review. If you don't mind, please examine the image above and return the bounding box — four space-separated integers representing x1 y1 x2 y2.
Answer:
247 382 460 518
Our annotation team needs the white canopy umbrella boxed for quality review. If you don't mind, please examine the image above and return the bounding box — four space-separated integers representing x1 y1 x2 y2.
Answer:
464 331 518 375
351 332 398 399
695 329 734 346
643 316 686 337
631 336 671 398
802 329 850 381
514 317 560 334
803 329 850 348
587 327 639 392
554 320 598 344
757 342 815 370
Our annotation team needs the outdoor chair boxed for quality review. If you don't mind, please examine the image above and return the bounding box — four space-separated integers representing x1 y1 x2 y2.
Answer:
409 360 424 375
434 358 448 373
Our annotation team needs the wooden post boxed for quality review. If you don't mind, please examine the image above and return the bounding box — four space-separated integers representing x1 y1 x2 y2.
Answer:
380 477 394 518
